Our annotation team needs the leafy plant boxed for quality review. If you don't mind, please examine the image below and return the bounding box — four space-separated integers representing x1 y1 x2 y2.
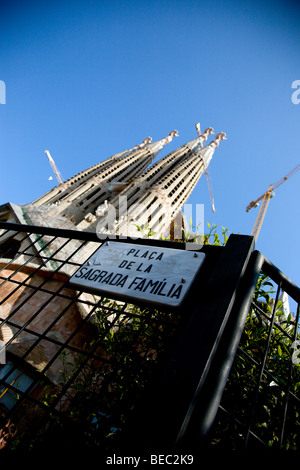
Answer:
202 222 230 246
134 223 156 238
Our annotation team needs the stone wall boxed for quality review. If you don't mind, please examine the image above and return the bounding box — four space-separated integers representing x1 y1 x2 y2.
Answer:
0 261 95 385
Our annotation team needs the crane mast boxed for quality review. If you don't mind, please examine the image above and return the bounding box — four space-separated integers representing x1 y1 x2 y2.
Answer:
246 164 300 241
45 150 64 185
195 123 216 213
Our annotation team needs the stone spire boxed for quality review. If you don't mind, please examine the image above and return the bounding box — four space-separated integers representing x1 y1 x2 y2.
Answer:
10 124 226 239
94 125 226 239
32 131 178 226
199 131 227 169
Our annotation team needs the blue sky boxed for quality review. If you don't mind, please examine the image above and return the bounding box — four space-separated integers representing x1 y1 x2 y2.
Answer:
0 0 299 294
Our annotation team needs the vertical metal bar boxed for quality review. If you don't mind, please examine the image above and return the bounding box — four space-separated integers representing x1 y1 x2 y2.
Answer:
186 250 265 448
124 234 255 453
279 302 300 448
174 235 256 449
243 281 282 448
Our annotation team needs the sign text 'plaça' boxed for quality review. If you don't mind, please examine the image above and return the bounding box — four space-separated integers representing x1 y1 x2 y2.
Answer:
69 242 206 307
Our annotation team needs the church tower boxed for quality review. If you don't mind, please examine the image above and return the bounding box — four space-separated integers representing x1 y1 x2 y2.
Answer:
94 127 226 239
0 123 226 446
0 123 226 244
32 131 178 227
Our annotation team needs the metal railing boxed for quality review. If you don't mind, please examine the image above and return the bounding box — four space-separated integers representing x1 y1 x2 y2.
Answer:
209 256 300 450
0 220 299 454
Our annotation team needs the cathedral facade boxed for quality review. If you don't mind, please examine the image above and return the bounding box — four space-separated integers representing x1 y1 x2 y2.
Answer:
0 123 226 243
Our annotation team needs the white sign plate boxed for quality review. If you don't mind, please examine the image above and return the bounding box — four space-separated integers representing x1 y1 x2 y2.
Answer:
69 242 206 307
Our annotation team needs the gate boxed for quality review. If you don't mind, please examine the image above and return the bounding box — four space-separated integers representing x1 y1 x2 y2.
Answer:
0 221 299 455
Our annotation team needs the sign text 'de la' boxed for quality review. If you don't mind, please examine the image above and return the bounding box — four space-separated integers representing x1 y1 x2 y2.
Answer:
69 242 206 307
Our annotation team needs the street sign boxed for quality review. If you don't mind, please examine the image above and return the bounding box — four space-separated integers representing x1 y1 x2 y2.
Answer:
69 241 206 307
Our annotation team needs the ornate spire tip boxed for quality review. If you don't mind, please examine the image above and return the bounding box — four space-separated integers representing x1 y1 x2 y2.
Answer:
210 132 227 148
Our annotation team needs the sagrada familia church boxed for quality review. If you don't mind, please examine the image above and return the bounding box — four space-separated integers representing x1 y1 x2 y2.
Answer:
0 123 226 450
0 124 226 241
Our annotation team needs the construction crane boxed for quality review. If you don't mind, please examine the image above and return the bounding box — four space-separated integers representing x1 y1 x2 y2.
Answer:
44 149 64 185
195 123 216 213
246 164 300 241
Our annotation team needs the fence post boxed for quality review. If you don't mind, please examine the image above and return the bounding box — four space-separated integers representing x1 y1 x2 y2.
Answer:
124 234 256 453
185 249 265 449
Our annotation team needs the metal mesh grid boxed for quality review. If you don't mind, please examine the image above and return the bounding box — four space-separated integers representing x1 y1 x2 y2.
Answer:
211 261 300 450
0 224 182 451
0 221 299 453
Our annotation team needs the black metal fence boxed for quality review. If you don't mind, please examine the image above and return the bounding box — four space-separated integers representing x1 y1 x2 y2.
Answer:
210 256 300 451
0 221 299 455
